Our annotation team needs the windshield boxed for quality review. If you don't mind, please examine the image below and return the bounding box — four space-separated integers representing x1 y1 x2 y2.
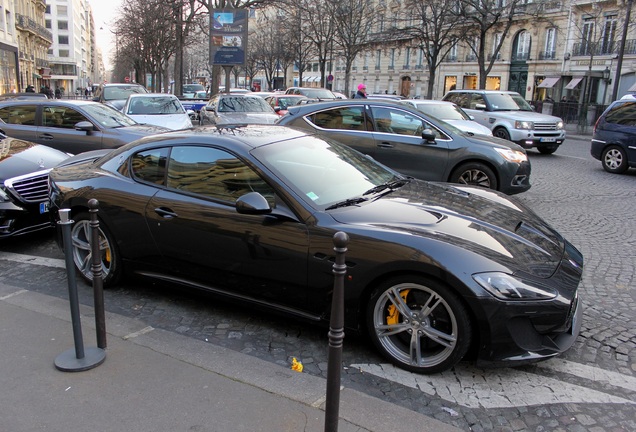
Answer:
183 84 205 94
486 93 533 112
83 103 138 128
218 96 274 113
127 96 186 115
301 89 337 99
103 85 148 101
252 135 399 208
412 103 469 120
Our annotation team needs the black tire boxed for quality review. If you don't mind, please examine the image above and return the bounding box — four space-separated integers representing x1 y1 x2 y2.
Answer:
601 145 629 174
366 276 472 374
492 127 511 141
70 213 121 287
538 145 558 155
449 162 498 190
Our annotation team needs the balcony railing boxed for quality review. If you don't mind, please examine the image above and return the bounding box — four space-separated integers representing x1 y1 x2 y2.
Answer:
570 40 636 57
15 14 53 43
465 54 477 62
539 51 557 60
511 52 530 61
444 55 457 63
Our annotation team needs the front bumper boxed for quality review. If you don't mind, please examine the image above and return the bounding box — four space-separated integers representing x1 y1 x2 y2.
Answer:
510 130 566 149
474 241 583 367
0 201 53 238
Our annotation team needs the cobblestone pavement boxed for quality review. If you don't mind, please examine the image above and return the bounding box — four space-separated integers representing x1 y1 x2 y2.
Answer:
1 136 635 431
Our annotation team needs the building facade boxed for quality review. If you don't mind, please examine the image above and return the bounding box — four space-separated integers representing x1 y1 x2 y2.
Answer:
0 0 20 94
325 0 636 103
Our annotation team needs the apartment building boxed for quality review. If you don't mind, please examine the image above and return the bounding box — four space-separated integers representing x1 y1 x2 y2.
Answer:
329 0 635 103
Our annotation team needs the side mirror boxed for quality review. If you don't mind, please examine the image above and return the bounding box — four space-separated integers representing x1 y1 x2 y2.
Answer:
422 129 436 143
236 192 271 215
74 121 95 134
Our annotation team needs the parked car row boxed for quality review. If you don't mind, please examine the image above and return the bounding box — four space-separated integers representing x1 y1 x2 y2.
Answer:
0 84 594 374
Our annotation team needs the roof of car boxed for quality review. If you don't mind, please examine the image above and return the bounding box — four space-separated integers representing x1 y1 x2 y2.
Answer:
0 99 102 107
445 89 520 95
284 99 426 117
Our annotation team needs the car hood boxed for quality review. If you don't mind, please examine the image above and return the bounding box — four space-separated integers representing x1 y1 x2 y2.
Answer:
115 124 172 137
445 119 493 136
329 180 564 278
128 114 192 131
0 137 69 181
217 112 279 125
462 132 527 151
105 100 126 111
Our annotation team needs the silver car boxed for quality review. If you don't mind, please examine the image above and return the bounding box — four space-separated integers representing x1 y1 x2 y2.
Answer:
199 94 279 126
0 99 170 154
398 99 493 136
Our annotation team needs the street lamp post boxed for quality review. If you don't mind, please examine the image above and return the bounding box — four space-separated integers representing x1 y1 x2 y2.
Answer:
602 66 611 105
611 0 633 101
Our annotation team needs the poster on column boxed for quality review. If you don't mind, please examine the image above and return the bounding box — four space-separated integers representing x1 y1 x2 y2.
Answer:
209 9 248 66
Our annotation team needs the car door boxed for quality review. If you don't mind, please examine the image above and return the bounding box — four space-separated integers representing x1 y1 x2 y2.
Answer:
37 105 104 154
369 105 451 181
144 145 311 310
0 104 39 141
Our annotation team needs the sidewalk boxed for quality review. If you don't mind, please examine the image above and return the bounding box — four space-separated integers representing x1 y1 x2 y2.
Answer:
565 122 593 140
0 282 461 432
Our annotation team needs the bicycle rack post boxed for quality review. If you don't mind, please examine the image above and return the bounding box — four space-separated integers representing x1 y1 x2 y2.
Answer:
324 231 349 432
54 208 106 372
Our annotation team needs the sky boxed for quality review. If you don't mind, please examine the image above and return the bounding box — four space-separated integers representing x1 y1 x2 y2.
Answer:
89 0 123 71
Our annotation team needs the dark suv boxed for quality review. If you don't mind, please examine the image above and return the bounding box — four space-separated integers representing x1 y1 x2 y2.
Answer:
591 95 636 173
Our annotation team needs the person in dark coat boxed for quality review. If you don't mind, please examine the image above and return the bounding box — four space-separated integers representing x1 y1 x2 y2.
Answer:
354 83 367 99
25 85 35 93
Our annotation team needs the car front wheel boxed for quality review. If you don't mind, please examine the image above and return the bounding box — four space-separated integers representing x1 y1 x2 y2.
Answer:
366 277 472 374
449 162 497 190
493 127 511 141
601 145 628 173
70 213 121 287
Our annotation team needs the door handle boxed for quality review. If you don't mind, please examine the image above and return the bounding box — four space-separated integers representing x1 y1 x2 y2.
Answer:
377 142 394 148
154 207 178 218
38 133 54 140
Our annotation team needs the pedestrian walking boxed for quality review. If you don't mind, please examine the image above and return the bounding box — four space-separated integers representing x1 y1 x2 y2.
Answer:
354 83 367 99
55 87 61 99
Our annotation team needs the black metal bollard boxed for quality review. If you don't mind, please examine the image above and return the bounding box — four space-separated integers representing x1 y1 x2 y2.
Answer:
89 199 107 349
324 231 349 432
54 208 106 372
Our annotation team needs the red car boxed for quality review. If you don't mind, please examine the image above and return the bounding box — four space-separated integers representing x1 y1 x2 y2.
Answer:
264 94 308 116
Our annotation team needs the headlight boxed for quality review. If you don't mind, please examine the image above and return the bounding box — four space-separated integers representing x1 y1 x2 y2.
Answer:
0 187 10 203
556 120 564 129
494 147 528 163
473 272 557 300
514 120 534 130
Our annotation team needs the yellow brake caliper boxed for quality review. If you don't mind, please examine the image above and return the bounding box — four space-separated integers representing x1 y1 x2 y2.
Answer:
386 290 410 326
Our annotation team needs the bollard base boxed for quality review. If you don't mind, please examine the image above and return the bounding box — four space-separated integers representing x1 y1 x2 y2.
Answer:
55 347 106 372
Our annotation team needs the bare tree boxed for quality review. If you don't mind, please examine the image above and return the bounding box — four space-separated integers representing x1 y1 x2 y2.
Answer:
455 0 525 89
399 0 463 99
327 0 378 96
280 0 314 88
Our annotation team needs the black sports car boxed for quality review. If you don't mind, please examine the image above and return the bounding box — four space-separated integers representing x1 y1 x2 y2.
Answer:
49 125 582 374
0 132 69 238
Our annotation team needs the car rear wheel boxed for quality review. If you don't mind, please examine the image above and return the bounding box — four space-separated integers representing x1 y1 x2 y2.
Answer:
493 127 511 141
601 145 628 174
70 213 121 287
449 162 497 190
366 277 472 374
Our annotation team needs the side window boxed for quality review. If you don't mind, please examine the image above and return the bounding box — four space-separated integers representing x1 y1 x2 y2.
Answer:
605 102 636 126
0 105 36 125
371 107 430 137
310 107 366 131
470 95 486 110
131 148 169 185
166 146 275 204
43 106 87 128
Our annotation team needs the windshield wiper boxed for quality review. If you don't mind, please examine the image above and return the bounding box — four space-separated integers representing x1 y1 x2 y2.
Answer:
363 178 411 196
325 197 368 210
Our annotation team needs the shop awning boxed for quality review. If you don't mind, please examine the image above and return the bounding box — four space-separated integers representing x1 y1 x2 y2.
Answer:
538 77 560 88
565 77 583 90
32 73 41 79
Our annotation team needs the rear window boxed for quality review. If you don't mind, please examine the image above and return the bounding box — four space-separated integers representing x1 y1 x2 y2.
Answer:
604 101 636 126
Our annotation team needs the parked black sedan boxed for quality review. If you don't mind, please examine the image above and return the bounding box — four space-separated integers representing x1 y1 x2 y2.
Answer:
0 99 169 154
277 100 531 195
49 125 582 374
0 132 69 238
